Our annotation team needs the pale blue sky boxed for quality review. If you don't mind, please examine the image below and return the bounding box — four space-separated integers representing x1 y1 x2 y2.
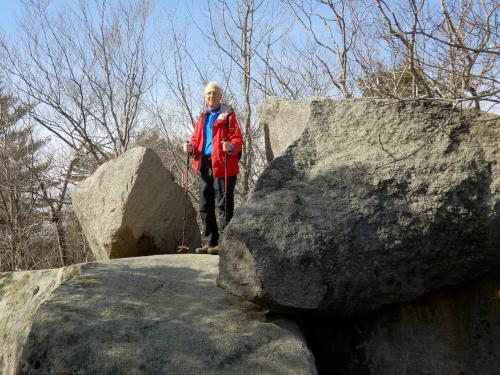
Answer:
0 0 76 35
0 0 22 34
0 0 187 35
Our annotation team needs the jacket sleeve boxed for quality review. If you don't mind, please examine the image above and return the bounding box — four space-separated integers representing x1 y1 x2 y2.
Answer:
228 111 243 155
190 116 203 156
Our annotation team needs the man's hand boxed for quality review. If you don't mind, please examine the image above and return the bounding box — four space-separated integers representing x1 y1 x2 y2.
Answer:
183 143 194 154
221 141 234 153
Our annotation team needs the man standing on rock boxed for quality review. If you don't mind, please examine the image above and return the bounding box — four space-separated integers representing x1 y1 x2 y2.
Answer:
183 82 243 255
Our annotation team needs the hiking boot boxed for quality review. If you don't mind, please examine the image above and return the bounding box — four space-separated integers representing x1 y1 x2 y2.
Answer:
195 245 210 254
207 246 219 255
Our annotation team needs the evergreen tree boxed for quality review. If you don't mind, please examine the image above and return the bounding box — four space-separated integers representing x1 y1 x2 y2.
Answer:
0 93 47 271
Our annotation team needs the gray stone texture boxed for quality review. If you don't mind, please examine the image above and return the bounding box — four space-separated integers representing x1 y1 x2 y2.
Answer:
1 255 316 375
219 98 500 315
359 276 500 375
0 266 81 375
72 147 201 260
304 274 500 375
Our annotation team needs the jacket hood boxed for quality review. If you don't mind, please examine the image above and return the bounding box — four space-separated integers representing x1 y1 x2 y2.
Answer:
203 103 233 121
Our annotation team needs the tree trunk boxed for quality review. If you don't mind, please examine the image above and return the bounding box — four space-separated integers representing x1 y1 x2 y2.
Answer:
10 241 17 271
54 217 68 267
241 2 253 200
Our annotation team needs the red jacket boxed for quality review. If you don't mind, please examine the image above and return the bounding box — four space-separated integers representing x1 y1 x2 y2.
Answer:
190 104 243 178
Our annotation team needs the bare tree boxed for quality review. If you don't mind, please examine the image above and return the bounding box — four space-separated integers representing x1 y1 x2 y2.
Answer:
283 0 361 98
156 14 209 132
364 0 499 109
0 0 154 165
0 0 157 269
39 154 80 266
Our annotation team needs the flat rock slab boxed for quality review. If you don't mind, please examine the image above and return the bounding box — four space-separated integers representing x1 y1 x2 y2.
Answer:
11 255 316 375
219 98 500 315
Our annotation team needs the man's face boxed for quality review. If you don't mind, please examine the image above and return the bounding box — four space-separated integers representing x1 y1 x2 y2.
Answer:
204 85 222 109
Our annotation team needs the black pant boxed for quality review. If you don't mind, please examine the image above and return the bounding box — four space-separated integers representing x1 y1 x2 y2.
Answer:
199 156 237 246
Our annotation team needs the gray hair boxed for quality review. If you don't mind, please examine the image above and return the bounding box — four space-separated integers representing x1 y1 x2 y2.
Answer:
204 81 222 95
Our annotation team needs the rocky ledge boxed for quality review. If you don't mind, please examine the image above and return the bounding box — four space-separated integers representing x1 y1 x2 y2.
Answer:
1 255 316 375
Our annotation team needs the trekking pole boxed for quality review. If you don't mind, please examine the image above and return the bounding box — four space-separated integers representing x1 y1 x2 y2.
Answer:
177 146 190 253
224 148 228 228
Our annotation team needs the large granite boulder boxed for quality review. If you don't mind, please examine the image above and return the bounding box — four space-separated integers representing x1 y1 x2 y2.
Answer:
219 98 500 315
73 147 201 260
1 256 316 375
